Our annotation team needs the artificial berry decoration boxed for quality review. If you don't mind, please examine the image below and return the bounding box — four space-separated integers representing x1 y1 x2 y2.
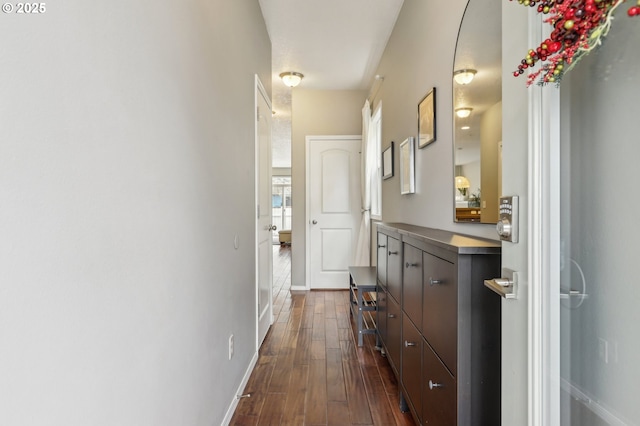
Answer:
509 0 639 86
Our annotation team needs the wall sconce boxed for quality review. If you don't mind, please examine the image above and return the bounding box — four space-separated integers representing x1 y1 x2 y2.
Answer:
453 69 477 85
279 71 304 88
455 107 473 118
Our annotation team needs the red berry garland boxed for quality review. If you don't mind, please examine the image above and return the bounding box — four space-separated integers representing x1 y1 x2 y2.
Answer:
510 0 639 86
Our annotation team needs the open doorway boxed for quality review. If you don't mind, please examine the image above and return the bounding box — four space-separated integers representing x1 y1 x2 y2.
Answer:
271 176 291 245
271 175 291 298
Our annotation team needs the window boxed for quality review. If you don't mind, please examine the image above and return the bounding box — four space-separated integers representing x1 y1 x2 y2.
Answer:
369 103 382 219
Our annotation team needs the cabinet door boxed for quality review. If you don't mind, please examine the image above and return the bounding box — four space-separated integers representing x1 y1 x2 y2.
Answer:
387 237 402 303
422 339 456 426
376 284 387 349
402 243 423 331
402 314 423 423
386 295 402 376
376 233 387 287
422 252 457 376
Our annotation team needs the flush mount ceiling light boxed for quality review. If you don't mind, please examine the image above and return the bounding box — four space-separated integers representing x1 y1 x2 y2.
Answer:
455 107 473 118
453 69 477 85
279 71 304 88
461 125 470 130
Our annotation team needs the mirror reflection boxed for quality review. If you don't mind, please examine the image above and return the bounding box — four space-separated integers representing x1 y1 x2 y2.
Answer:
453 0 502 224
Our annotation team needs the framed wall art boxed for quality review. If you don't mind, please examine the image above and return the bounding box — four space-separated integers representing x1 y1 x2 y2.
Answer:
418 87 436 148
399 137 415 194
382 141 394 180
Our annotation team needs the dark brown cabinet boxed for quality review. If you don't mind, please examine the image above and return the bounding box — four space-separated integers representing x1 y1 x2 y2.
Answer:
422 338 456 425
386 236 402 303
377 233 388 286
376 285 388 350
386 295 402 377
375 223 501 426
422 250 458 376
402 314 423 419
402 243 423 331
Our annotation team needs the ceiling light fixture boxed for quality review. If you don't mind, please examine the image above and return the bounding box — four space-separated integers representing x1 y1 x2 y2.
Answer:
461 125 470 130
279 71 304 88
455 107 473 118
453 69 477 85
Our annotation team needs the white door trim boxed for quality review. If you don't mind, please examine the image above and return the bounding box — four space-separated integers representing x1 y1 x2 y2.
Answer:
254 74 273 350
527 10 562 426
304 135 361 291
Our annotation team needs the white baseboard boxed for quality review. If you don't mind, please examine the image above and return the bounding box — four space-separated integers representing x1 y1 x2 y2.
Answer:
290 285 308 291
561 378 629 426
220 351 259 426
310 284 349 290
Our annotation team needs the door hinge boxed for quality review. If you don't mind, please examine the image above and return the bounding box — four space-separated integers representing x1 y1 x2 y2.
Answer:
257 204 260 219
256 106 260 122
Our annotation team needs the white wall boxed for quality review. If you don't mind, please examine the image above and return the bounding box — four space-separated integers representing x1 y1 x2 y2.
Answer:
290 89 367 287
500 3 529 425
0 1 271 424
460 161 481 198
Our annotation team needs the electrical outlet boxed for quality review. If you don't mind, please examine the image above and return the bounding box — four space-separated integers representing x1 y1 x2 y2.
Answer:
229 334 234 360
598 337 608 364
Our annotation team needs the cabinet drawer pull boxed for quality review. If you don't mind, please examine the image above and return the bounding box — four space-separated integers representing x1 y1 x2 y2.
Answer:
388 251 399 256
428 380 443 390
429 277 444 286
388 313 396 318
405 262 419 268
404 340 417 347
378 244 386 248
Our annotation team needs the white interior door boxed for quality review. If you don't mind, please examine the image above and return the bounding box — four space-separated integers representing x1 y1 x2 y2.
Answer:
306 136 361 289
256 76 273 348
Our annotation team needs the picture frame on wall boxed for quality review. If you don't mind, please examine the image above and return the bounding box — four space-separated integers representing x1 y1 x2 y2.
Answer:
418 87 436 148
382 141 394 180
399 137 415 194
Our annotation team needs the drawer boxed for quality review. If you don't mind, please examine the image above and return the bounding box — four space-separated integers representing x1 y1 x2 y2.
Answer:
422 339 456 425
386 295 402 376
376 284 387 348
376 233 388 287
402 243 423 331
422 251 458 376
386 237 402 303
402 314 422 423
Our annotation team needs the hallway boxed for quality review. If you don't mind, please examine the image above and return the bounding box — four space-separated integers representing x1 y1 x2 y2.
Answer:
230 246 415 425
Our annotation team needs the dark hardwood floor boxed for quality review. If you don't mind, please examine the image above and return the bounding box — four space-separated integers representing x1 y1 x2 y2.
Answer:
230 245 416 426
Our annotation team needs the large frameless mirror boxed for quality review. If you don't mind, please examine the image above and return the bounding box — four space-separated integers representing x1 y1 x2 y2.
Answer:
453 0 502 224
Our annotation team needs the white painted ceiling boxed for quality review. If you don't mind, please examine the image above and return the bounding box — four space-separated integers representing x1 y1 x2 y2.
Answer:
258 0 405 168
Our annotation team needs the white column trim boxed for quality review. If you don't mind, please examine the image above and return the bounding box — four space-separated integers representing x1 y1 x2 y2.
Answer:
527 9 562 426
527 8 546 426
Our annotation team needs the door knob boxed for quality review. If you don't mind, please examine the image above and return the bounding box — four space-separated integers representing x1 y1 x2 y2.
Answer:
267 225 277 231
428 380 443 390
429 277 443 286
311 220 318 225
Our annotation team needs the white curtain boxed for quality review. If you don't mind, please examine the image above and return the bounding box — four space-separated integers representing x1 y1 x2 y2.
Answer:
354 100 373 266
